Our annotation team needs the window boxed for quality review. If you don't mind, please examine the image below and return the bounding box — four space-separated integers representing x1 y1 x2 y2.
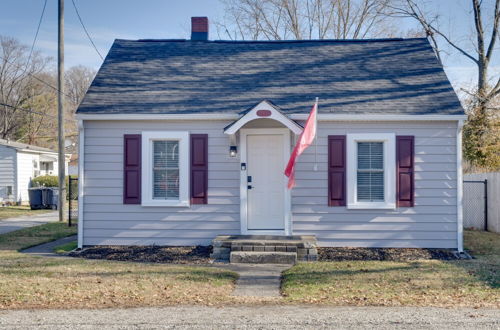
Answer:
357 142 384 202
40 162 54 171
153 140 179 200
347 133 395 209
6 186 12 196
142 131 189 207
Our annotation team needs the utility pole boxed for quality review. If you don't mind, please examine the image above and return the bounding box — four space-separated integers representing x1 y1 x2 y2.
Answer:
57 0 65 222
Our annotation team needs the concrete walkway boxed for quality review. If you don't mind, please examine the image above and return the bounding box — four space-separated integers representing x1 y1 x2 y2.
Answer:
0 306 498 329
19 238 290 298
21 235 77 256
0 211 58 234
224 263 292 297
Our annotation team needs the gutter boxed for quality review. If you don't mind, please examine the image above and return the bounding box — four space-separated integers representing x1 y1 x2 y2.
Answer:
76 113 468 122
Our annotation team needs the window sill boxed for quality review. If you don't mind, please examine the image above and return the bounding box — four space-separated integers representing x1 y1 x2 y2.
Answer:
141 200 190 207
347 202 396 210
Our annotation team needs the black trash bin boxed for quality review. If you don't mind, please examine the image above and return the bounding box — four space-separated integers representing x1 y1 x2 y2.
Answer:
42 188 59 210
28 187 44 210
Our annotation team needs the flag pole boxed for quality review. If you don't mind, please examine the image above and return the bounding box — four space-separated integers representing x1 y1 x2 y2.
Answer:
314 97 318 171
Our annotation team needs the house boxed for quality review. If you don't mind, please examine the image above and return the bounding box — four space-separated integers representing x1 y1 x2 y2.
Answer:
0 139 70 204
75 17 466 252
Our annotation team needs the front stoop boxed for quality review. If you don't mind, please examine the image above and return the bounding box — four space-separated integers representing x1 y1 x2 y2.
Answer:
230 251 297 264
211 235 318 263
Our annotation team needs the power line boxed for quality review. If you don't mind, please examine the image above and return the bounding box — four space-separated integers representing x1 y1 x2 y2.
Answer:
0 54 73 100
26 0 48 67
71 0 104 60
0 102 77 122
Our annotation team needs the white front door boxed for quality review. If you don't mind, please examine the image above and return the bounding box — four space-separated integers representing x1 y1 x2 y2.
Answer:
241 129 291 235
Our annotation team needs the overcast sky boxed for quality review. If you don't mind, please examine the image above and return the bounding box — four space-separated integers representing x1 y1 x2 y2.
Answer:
1 0 498 95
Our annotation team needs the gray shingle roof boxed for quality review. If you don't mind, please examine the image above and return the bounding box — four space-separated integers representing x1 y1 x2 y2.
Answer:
0 139 56 153
77 38 464 115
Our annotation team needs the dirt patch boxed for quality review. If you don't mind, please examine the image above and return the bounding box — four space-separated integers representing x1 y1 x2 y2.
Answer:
318 247 458 261
69 245 213 264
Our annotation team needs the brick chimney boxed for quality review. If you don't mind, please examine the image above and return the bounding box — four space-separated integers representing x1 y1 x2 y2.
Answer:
191 17 208 41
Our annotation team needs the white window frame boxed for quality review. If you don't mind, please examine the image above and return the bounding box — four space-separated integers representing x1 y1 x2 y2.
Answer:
141 131 190 207
347 133 396 209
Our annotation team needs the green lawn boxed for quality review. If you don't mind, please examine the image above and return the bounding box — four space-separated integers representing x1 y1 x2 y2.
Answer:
0 222 77 251
0 222 238 310
0 206 52 220
53 240 77 253
281 230 499 308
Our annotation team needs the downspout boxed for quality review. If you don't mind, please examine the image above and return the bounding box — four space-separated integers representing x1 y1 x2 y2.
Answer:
77 120 84 249
456 120 464 253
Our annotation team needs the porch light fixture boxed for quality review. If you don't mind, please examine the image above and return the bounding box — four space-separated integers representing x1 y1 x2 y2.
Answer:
229 146 237 157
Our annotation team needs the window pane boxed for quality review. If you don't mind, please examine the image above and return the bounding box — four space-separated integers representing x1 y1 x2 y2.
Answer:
153 169 167 198
166 169 179 198
153 140 179 200
358 142 383 169
357 142 384 202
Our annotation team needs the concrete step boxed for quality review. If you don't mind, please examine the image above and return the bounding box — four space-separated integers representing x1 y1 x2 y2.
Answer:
230 251 297 264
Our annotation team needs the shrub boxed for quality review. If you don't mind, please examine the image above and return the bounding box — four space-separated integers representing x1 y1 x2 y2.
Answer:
32 175 58 187
31 175 79 200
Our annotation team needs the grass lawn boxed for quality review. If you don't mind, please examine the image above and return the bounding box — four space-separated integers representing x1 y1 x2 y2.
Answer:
281 230 500 308
0 205 52 220
0 223 238 309
53 240 77 253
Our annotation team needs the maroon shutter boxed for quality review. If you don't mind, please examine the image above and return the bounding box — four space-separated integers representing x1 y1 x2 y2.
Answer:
397 136 414 207
190 134 208 204
123 134 141 204
328 135 346 206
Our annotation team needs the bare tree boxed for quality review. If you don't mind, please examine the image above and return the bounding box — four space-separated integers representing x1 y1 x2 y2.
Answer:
389 0 499 169
389 0 499 113
64 65 96 139
65 65 95 109
19 72 57 146
216 0 396 40
0 36 51 139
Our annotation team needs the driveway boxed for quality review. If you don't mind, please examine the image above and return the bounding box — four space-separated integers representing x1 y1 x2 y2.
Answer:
0 211 58 234
0 306 498 329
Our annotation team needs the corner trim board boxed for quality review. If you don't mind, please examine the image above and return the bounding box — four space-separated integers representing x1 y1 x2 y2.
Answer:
77 120 84 249
456 120 464 252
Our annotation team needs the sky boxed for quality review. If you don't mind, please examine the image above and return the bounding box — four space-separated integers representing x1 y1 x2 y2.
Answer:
0 0 498 95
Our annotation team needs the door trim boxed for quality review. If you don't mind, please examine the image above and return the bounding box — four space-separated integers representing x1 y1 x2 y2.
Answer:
240 128 292 235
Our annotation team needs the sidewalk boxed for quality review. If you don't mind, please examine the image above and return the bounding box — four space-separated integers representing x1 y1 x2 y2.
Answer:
0 211 58 234
21 235 77 256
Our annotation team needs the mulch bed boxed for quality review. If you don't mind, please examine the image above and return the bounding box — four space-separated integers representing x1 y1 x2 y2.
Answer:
318 247 458 261
69 245 213 264
69 245 458 264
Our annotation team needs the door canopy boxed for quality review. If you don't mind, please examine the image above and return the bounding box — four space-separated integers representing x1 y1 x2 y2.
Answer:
224 100 303 135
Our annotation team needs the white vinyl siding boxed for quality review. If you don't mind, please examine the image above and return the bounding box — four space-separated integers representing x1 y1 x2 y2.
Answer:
82 120 459 249
83 121 240 246
293 121 459 249
0 145 16 202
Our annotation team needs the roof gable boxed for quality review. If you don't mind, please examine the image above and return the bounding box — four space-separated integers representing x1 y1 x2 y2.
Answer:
77 38 464 116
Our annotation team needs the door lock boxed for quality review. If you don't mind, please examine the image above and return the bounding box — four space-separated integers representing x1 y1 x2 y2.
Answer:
247 185 253 190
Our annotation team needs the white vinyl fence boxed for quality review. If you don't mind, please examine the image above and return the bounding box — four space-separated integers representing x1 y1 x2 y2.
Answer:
463 172 500 233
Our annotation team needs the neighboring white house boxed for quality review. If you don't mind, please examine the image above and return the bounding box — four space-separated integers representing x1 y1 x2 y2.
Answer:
0 139 70 204
75 18 466 251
